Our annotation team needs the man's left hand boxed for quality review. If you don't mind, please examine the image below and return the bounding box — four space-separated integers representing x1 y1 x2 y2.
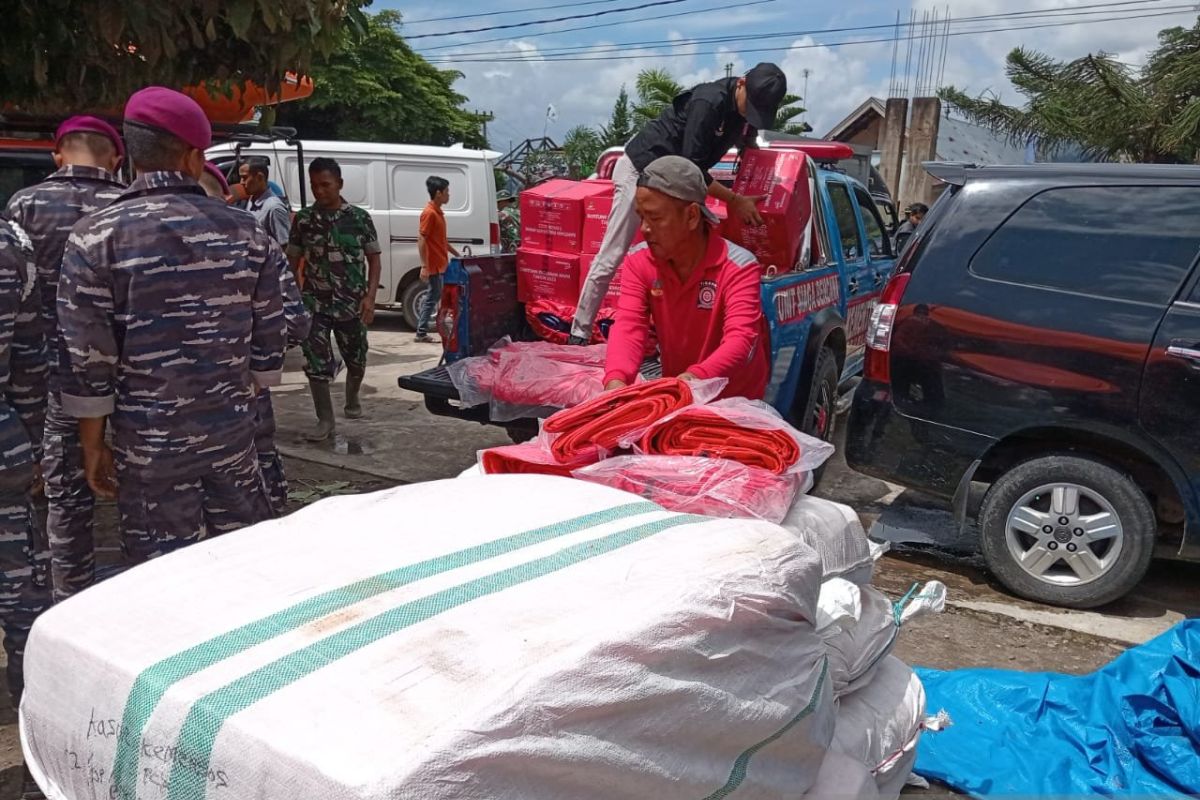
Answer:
360 295 376 324
678 372 699 382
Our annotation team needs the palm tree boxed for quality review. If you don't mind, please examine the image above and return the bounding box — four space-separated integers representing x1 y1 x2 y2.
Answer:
939 17 1200 163
633 68 684 130
770 93 812 135
562 125 605 178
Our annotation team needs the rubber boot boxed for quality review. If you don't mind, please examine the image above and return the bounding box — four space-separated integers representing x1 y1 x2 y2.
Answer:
305 379 336 442
344 369 365 419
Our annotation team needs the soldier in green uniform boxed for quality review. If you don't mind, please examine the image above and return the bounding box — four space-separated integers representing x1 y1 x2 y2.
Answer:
497 190 520 252
286 158 381 442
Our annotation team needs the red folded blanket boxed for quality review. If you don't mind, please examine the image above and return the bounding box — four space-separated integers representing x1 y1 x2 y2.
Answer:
639 405 801 474
480 442 576 477
542 378 693 462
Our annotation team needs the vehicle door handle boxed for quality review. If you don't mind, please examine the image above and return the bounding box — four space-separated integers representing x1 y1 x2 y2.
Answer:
848 278 859 293
1167 344 1200 363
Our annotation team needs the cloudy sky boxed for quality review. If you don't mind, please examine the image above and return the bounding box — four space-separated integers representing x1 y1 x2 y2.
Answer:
380 0 1197 152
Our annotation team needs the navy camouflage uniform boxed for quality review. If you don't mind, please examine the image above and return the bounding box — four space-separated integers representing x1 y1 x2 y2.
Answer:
58 172 286 565
6 165 124 602
0 219 50 703
286 201 380 381
257 261 310 514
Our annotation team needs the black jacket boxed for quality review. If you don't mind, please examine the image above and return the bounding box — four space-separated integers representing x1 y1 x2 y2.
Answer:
625 77 755 185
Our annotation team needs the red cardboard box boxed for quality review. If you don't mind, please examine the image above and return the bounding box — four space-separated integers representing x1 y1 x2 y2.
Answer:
722 149 812 272
520 180 612 254
516 247 590 305
581 188 615 255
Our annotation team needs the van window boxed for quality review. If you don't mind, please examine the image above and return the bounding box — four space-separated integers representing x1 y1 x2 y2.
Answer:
0 152 54 208
971 186 1200 305
391 163 469 212
828 182 862 261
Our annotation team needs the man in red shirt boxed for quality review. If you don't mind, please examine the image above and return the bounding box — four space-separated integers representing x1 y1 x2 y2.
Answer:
603 155 770 400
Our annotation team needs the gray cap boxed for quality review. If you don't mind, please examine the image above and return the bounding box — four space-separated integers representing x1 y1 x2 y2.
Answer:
639 156 720 224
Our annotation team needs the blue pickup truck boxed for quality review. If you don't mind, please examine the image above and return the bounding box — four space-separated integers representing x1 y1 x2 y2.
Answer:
399 141 897 452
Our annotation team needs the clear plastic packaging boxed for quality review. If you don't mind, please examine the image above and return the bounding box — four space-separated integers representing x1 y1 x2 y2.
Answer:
572 455 802 523
634 396 834 475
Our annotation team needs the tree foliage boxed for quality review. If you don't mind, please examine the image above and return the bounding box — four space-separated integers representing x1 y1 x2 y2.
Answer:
633 68 684 130
275 10 487 148
940 17 1200 163
605 86 634 147
771 94 812 135
563 125 605 178
2 0 367 114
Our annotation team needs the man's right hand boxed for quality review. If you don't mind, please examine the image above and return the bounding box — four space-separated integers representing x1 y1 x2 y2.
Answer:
605 379 628 391
83 444 118 500
731 193 767 226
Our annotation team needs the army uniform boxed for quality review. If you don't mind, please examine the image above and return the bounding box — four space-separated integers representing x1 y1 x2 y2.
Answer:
0 219 50 703
58 172 286 563
6 165 124 602
499 204 521 252
286 201 380 381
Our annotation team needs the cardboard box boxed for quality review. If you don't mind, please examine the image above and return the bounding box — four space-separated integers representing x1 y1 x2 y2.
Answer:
516 247 590 305
722 149 812 272
520 180 612 254
581 186 615 255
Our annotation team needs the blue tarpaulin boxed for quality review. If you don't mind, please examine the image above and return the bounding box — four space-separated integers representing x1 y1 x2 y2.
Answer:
914 620 1200 797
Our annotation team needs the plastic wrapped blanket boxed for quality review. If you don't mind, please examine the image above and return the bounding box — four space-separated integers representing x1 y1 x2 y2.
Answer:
914 620 1200 797
637 398 833 475
572 456 802 523
542 378 697 462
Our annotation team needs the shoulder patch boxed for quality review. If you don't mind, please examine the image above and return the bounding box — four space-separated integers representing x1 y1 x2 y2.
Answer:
723 239 758 268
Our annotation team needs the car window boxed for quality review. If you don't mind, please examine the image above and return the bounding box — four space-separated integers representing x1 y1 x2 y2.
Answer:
390 162 470 212
828 182 863 261
854 186 891 258
0 152 55 208
971 186 1200 305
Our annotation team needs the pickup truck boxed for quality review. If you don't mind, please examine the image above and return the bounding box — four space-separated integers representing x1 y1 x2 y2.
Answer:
399 140 898 451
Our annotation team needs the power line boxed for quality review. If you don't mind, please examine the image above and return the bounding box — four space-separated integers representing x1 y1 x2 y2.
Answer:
404 0 701 40
423 0 1175 59
419 0 776 52
425 8 1193 63
405 0 632 25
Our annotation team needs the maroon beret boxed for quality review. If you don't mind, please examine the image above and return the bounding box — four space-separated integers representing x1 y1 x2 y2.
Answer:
55 115 125 159
124 86 212 151
202 162 231 195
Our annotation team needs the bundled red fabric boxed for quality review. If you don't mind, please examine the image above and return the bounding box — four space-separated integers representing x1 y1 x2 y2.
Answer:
542 378 693 462
640 405 801 474
526 299 616 345
572 455 801 523
480 442 577 477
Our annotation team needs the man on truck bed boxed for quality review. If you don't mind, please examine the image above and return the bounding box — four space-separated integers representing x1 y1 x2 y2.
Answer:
571 62 787 343
603 156 769 400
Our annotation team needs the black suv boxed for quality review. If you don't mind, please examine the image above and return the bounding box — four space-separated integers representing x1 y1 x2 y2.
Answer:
846 162 1200 609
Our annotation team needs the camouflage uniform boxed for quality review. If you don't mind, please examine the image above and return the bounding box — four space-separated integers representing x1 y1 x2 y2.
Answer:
58 172 286 565
6 165 124 602
257 263 310 514
499 204 521 252
0 220 50 703
286 201 380 381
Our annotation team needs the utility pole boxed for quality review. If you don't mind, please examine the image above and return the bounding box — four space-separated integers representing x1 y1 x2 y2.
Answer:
725 62 733 79
801 69 810 125
472 109 495 144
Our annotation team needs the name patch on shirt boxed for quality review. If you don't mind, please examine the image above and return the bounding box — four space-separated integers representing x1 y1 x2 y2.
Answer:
697 279 717 310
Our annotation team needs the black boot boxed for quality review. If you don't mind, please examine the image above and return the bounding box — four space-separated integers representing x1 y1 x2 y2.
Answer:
305 379 336 442
344 369 365 419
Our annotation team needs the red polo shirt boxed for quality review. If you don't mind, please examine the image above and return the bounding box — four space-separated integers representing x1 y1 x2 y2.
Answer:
604 234 770 400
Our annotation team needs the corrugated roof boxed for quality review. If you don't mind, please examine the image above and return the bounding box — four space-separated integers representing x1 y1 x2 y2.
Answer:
936 117 1027 165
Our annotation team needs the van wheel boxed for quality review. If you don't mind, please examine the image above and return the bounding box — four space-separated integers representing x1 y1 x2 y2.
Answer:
797 347 838 488
978 455 1155 609
401 280 428 331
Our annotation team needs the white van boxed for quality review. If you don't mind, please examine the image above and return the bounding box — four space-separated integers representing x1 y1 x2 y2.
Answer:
205 140 503 328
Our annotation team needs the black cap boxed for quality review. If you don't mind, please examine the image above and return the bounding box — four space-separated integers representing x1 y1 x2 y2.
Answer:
743 63 787 130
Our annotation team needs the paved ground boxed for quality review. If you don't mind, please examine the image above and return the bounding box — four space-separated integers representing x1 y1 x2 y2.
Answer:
1 311 1193 797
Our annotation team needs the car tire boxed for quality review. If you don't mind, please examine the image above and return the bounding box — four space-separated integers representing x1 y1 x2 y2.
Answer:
978 454 1156 609
401 280 428 331
798 347 838 488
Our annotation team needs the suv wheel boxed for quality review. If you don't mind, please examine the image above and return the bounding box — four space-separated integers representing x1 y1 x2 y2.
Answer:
401 280 428 331
797 347 838 487
978 455 1155 609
